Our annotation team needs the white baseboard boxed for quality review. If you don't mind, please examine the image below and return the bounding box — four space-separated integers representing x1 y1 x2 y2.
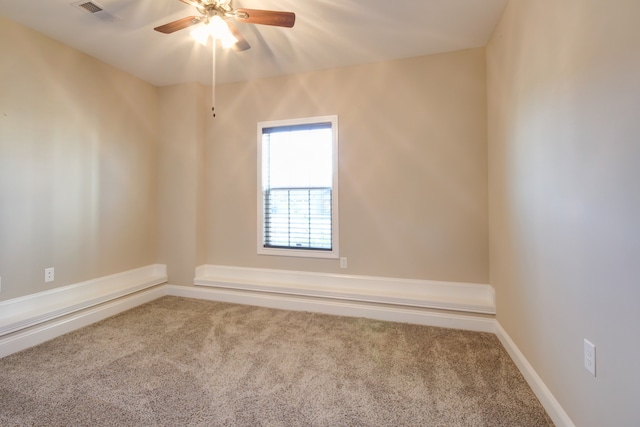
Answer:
0 286 166 359
194 264 496 315
168 284 496 333
494 322 575 427
0 264 168 358
0 264 167 337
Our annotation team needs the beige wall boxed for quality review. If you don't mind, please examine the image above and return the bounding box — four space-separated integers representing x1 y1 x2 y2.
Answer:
487 1 640 425
0 16 158 301
156 83 209 286
208 48 489 284
0 17 489 296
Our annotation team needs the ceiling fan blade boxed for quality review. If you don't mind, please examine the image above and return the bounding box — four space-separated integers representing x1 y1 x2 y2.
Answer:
227 22 251 51
154 16 202 34
235 9 295 28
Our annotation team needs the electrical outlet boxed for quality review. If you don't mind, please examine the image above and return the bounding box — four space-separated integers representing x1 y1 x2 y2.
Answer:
0 275 2 293
339 257 348 268
584 339 596 377
44 267 55 283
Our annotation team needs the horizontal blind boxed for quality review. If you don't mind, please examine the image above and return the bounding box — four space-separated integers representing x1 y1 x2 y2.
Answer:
262 122 332 135
264 187 332 250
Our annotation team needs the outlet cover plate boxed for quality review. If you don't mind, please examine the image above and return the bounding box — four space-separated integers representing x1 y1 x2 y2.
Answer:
44 267 55 283
584 339 596 377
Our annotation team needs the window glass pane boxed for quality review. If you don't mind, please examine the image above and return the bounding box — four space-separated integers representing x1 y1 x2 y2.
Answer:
263 127 333 189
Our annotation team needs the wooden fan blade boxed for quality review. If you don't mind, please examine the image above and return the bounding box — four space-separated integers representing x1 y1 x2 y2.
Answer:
227 22 251 51
235 9 295 28
154 16 201 34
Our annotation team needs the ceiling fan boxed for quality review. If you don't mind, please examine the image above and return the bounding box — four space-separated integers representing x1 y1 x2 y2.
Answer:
154 1 296 117
154 0 295 52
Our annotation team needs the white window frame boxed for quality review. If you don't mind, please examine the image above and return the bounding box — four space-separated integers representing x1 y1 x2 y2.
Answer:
257 115 339 259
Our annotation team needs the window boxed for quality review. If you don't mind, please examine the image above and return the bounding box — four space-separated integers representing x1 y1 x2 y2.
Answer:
257 116 339 259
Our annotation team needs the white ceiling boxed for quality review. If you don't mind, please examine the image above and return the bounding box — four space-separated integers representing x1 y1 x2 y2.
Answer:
0 0 507 86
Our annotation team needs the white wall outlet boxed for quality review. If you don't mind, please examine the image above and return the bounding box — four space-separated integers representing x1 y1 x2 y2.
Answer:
339 257 348 268
584 338 596 377
0 275 2 293
44 267 55 283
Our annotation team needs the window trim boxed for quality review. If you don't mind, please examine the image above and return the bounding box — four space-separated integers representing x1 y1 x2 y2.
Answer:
257 115 339 259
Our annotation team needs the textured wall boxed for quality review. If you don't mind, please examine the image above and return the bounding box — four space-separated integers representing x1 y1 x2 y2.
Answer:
206 48 489 284
487 1 640 425
0 16 158 301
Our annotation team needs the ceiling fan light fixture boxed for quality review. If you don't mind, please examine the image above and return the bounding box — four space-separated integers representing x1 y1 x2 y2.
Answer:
189 16 237 48
190 24 210 46
211 16 238 48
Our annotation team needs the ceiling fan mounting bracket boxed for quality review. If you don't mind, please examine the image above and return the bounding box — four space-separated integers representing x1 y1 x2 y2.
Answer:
229 10 248 20
202 2 231 19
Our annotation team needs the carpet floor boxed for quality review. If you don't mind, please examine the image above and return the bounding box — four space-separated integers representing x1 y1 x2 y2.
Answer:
0 296 554 426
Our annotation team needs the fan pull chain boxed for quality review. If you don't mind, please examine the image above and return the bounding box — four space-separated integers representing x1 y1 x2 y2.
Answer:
211 35 216 118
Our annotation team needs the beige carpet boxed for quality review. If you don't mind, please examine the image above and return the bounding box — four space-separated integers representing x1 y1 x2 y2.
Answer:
0 296 554 426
